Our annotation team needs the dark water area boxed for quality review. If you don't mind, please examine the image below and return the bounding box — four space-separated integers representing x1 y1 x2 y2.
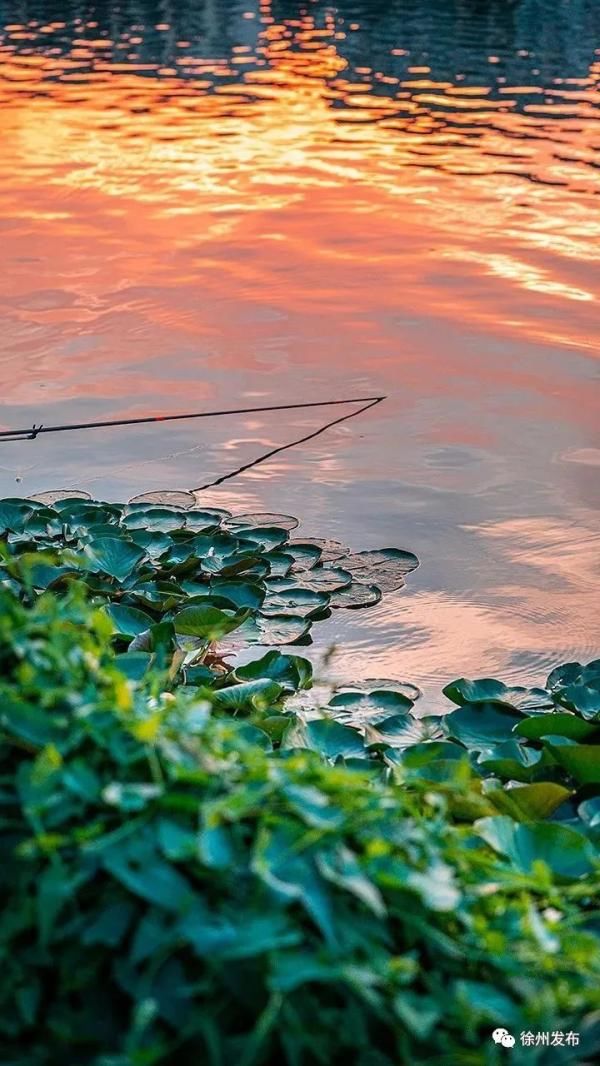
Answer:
0 0 599 704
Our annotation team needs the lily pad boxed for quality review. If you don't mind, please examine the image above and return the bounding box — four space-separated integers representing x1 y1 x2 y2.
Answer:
443 703 523 748
329 548 419 593
129 491 195 508
174 605 248 641
84 538 145 581
285 541 323 572
329 582 382 610
283 717 365 760
515 714 599 743
482 780 572 822
261 586 330 619
106 604 155 638
475 816 596 878
365 713 443 749
28 490 92 505
543 740 600 785
287 538 350 563
233 650 313 692
219 613 312 648
225 512 299 532
328 688 415 726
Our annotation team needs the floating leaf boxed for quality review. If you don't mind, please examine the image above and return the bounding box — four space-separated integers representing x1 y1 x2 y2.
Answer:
219 613 311 648
106 604 155 638
234 650 313 692
174 605 248 641
555 684 600 719
329 582 382 610
129 491 195 508
84 537 145 581
288 538 350 563
365 713 443 750
284 717 365 760
515 714 598 743
235 526 291 551
443 704 523 748
28 490 91 505
261 586 330 618
286 541 323 571
482 780 571 821
122 507 187 533
331 548 419 592
339 678 422 702
328 689 415 726
475 816 596 878
295 567 352 593
225 512 299 532
544 741 600 785
212 679 283 712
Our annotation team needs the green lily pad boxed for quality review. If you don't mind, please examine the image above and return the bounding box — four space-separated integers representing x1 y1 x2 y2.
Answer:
212 679 283 711
122 507 187 533
286 567 352 593
365 713 443 750
283 717 365 760
261 586 329 619
287 538 350 563
544 740 600 785
84 537 145 581
225 512 299 532
556 684 600 719
475 816 596 878
286 541 323 571
515 714 598 742
330 548 419 593
476 741 546 783
443 703 523 748
174 605 248 641
328 689 415 726
329 582 382 609
28 490 92 505
218 613 311 648
106 604 155 638
482 780 571 821
233 650 313 692
129 491 195 508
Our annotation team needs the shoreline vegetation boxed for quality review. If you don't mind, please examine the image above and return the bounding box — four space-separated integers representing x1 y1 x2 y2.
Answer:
1 496 599 1064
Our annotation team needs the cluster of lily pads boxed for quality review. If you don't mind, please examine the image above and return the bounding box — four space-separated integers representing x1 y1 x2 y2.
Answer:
1 491 598 870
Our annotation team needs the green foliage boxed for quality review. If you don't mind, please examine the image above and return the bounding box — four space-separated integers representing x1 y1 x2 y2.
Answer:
1 502 600 1065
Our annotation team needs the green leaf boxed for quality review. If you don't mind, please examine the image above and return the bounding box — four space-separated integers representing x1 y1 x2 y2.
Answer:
443 703 522 748
483 780 571 821
174 604 248 640
328 688 415 726
212 679 283 712
515 714 598 742
544 741 600 785
102 832 194 911
284 717 365 760
234 650 313 691
365 713 443 750
475 816 596 878
106 603 154 637
84 537 145 581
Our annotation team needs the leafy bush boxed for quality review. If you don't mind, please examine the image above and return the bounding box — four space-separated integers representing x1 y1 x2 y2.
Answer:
1 577 600 1066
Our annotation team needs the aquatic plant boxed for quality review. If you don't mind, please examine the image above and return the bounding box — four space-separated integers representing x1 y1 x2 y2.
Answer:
1 499 599 1064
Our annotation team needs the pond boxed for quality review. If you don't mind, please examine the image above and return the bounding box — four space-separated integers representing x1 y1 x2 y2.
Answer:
0 0 599 705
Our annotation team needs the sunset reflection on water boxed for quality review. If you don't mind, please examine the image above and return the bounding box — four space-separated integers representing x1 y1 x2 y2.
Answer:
0 0 599 700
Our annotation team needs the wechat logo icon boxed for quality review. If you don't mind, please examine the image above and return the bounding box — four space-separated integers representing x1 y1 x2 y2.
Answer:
492 1029 516 1049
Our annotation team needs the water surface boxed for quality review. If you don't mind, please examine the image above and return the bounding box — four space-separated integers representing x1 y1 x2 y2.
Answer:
1 0 599 703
